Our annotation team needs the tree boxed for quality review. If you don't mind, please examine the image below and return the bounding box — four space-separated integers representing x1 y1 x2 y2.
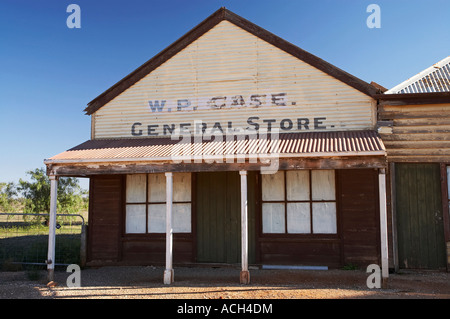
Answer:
18 169 50 215
18 168 88 217
0 182 17 213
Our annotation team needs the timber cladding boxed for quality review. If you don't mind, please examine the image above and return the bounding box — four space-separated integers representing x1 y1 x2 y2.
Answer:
87 169 380 268
338 169 380 266
378 102 450 162
87 175 123 263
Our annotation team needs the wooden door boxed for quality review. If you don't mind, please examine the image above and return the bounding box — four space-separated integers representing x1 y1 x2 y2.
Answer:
395 163 446 269
195 171 255 264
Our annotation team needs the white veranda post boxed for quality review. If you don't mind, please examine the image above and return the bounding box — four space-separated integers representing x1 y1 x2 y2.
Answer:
164 172 174 284
240 170 250 284
379 168 389 287
47 175 58 282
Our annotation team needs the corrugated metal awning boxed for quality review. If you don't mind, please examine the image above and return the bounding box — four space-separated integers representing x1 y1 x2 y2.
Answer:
45 130 385 165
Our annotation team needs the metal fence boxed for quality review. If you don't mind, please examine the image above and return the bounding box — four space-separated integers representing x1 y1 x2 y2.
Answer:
0 212 86 270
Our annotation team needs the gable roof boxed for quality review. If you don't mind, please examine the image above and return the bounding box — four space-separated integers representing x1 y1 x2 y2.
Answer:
84 7 379 115
386 56 450 94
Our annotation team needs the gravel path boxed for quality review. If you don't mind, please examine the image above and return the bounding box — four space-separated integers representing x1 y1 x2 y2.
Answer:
1 266 449 299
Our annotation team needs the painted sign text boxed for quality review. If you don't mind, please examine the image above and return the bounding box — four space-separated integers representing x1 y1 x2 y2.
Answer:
131 116 328 136
148 93 289 113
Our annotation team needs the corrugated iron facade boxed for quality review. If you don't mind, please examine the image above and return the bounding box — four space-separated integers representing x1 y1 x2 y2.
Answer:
93 21 376 139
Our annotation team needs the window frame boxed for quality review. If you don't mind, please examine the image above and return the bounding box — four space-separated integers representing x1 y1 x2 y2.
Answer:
259 170 339 238
124 173 193 235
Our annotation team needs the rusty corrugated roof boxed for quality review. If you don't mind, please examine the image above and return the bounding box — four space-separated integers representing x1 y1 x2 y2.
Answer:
45 130 385 164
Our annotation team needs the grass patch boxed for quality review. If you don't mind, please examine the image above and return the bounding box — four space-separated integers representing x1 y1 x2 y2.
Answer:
342 263 360 270
0 219 82 270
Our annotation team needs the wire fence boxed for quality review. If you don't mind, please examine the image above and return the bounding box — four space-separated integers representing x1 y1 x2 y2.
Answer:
0 212 87 270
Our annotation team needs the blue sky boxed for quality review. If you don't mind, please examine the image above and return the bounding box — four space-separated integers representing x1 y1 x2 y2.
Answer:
1 0 449 190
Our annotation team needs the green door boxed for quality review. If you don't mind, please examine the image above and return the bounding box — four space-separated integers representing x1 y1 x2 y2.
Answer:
196 171 255 264
395 163 446 269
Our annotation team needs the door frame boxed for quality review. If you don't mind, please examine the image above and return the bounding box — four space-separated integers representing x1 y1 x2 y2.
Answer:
194 171 250 264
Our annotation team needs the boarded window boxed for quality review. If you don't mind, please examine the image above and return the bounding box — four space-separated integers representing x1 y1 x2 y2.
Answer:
148 203 192 233
286 170 310 200
287 202 310 233
447 166 450 236
125 204 146 234
262 203 285 233
261 171 285 201
125 173 192 234
311 170 335 200
447 166 450 202
126 174 147 203
312 202 337 234
447 166 450 218
261 170 337 234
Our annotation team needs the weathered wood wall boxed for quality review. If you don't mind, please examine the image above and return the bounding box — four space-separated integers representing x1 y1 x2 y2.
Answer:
121 236 193 264
378 103 450 162
338 169 380 266
87 175 123 263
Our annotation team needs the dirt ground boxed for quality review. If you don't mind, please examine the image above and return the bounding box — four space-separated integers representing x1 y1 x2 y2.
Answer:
0 265 449 299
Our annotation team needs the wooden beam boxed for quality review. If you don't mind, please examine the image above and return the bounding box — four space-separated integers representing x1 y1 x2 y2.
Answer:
376 92 450 105
46 156 387 177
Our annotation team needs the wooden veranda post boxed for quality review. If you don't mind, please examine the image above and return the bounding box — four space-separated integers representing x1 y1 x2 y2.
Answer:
379 169 389 288
240 170 250 284
164 172 174 284
46 175 58 282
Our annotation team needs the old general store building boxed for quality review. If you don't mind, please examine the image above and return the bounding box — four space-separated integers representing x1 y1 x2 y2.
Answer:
44 8 412 284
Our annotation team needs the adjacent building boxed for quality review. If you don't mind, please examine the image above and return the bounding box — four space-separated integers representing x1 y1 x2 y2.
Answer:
377 56 450 271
